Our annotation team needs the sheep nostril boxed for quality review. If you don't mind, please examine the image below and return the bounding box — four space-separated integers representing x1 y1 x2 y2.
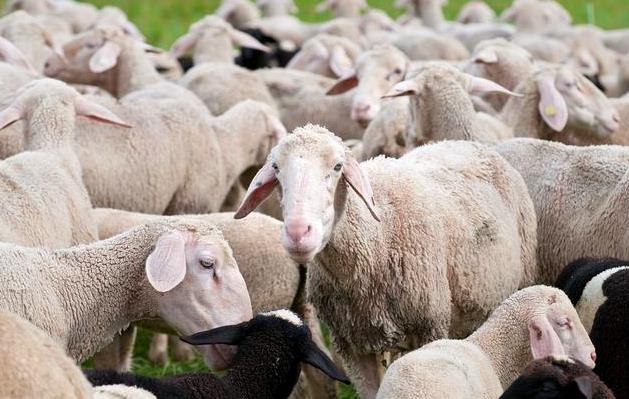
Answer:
591 351 597 363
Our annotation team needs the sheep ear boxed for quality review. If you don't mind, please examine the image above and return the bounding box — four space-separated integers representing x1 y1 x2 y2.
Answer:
89 41 121 73
122 20 146 42
572 376 594 399
472 48 498 64
229 29 271 53
326 74 358 95
466 76 521 97
234 162 278 219
382 79 420 98
329 46 354 78
0 37 37 74
303 340 351 385
146 230 189 293
75 96 132 128
537 73 568 132
528 315 567 359
269 115 287 141
0 105 24 130
180 322 248 346
343 157 380 222
170 32 200 58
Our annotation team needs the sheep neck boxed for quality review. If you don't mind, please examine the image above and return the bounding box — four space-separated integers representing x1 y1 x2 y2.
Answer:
499 78 555 140
52 225 160 362
418 1 446 28
215 108 270 204
114 39 163 97
194 33 234 64
467 298 542 388
24 103 76 150
412 86 476 142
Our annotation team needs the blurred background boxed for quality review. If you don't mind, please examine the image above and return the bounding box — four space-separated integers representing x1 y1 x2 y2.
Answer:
33 1 629 49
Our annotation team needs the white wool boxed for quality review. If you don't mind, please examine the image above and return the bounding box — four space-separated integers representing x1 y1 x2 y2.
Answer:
93 384 157 399
576 266 629 333
263 309 303 326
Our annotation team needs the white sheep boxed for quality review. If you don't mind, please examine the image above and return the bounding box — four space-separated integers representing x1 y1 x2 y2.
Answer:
500 0 571 34
286 34 360 78
377 286 596 399
235 125 537 398
316 0 368 18
0 218 252 367
216 0 261 29
257 0 297 17
456 1 496 24
392 29 470 61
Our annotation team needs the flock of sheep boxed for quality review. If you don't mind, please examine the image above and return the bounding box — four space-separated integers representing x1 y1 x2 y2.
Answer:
0 0 628 398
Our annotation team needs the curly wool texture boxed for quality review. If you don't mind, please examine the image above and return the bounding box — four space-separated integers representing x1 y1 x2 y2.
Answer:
0 219 224 362
0 310 93 399
302 132 536 394
496 138 629 283
362 97 411 159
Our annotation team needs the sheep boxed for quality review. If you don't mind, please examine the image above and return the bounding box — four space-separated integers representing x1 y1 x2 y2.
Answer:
216 0 261 30
399 0 447 29
43 25 284 215
376 286 596 399
286 34 360 78
0 218 252 368
0 310 93 398
316 0 367 19
5 0 99 34
257 0 297 17
92 6 145 42
382 63 519 146
501 356 615 399
0 35 37 95
361 97 411 159
234 125 538 398
169 15 270 66
456 1 496 24
555 257 629 398
495 139 629 283
500 0 571 34
86 310 349 399
498 65 621 142
91 208 337 399
464 38 536 111
325 44 410 126
0 11 62 74
0 79 131 248
392 30 470 62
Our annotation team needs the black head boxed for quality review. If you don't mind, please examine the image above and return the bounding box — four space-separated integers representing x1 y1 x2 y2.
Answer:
181 309 350 385
555 257 629 305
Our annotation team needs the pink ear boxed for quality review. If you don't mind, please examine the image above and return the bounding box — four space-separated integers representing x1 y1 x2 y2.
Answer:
146 230 189 293
75 96 132 128
326 74 359 95
528 315 567 359
537 73 568 132
0 105 24 130
473 48 498 64
343 157 380 221
467 75 521 97
0 37 37 74
329 46 354 78
170 32 200 58
229 29 271 53
89 41 121 73
382 79 420 98
234 162 278 219
269 115 287 141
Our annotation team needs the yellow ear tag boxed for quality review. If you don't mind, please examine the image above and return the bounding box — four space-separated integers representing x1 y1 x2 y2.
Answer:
544 105 557 116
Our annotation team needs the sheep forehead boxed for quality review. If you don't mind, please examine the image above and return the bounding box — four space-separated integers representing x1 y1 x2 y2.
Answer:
505 285 571 312
193 15 231 32
272 125 346 165
19 78 76 100
358 45 406 70
262 309 303 326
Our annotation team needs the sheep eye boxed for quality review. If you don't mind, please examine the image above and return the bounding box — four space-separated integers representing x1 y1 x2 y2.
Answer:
334 163 342 172
85 42 98 49
394 67 403 75
557 318 571 328
272 162 279 171
200 258 215 269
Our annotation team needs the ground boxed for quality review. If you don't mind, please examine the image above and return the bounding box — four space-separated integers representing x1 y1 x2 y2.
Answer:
4 0 627 398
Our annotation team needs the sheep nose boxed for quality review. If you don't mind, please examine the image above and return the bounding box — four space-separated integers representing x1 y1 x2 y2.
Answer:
591 351 597 363
355 103 371 113
285 219 312 243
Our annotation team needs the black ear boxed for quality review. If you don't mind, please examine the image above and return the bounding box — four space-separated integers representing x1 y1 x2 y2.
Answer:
181 321 248 346
572 376 593 399
302 340 351 385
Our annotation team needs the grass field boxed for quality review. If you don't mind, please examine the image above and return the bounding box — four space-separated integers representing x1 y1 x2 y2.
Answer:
3 0 627 398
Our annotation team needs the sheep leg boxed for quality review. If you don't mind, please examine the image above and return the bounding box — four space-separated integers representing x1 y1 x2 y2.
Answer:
169 335 196 362
342 349 381 399
301 304 338 399
92 335 122 370
117 326 137 371
148 333 169 365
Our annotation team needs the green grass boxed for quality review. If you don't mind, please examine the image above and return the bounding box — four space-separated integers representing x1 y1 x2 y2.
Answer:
7 0 625 397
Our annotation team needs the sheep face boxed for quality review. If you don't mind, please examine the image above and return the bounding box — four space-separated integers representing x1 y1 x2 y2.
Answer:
327 45 409 127
235 125 378 263
536 68 620 137
146 227 253 371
